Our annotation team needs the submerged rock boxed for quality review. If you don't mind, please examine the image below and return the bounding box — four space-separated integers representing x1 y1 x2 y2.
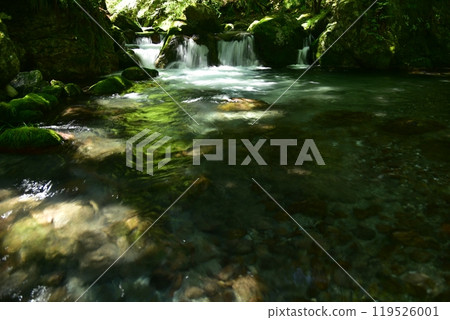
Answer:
232 275 264 302
121 66 159 81
217 98 269 111
0 127 63 153
88 76 132 95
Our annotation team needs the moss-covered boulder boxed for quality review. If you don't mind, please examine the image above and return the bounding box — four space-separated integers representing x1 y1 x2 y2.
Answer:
9 93 58 113
317 0 395 69
64 83 83 98
0 127 63 152
88 76 132 95
155 35 185 69
122 67 159 81
183 4 221 35
111 11 142 33
40 85 67 100
1 1 118 81
9 70 45 95
248 15 306 67
0 19 20 87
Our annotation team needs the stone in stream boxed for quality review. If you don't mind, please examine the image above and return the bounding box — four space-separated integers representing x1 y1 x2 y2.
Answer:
231 275 264 302
88 76 132 95
217 98 269 111
0 127 63 153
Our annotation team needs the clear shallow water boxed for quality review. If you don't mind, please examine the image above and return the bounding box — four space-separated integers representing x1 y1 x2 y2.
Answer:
0 67 449 301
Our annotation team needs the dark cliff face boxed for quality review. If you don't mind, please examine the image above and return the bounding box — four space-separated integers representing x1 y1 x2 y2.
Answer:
2 0 119 81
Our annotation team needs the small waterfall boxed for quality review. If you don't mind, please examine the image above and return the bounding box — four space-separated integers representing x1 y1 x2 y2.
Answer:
297 34 313 66
132 37 163 68
176 38 209 68
218 35 258 66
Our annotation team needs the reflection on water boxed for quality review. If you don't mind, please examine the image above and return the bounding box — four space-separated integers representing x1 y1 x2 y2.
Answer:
0 68 449 301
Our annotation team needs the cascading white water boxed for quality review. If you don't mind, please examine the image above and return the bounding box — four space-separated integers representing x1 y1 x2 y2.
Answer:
297 34 313 66
175 38 209 68
218 35 259 66
132 37 163 68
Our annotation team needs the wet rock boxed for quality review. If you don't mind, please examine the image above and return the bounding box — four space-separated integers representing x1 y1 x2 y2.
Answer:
232 275 263 302
403 272 437 297
382 118 446 135
184 286 205 300
218 98 269 112
80 243 120 270
75 135 124 160
88 76 132 95
218 265 237 282
248 15 305 67
32 201 95 229
121 66 159 81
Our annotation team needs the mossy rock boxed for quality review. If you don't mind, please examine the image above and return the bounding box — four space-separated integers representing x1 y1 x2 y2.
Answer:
88 76 132 95
9 93 58 113
0 127 63 152
248 15 306 67
122 67 159 81
64 83 83 97
39 85 67 100
9 70 45 95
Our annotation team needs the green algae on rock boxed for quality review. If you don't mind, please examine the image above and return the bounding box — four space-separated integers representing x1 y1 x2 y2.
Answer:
0 127 63 152
88 76 132 95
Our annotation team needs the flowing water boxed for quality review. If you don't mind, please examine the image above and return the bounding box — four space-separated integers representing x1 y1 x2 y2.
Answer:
0 41 449 301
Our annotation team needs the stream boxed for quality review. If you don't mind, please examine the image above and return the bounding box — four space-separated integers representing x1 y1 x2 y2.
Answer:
0 39 449 301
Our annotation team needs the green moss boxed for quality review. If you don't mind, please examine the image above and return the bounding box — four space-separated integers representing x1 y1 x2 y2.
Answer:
9 93 58 113
40 85 67 100
64 83 83 97
88 76 132 95
0 127 63 151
